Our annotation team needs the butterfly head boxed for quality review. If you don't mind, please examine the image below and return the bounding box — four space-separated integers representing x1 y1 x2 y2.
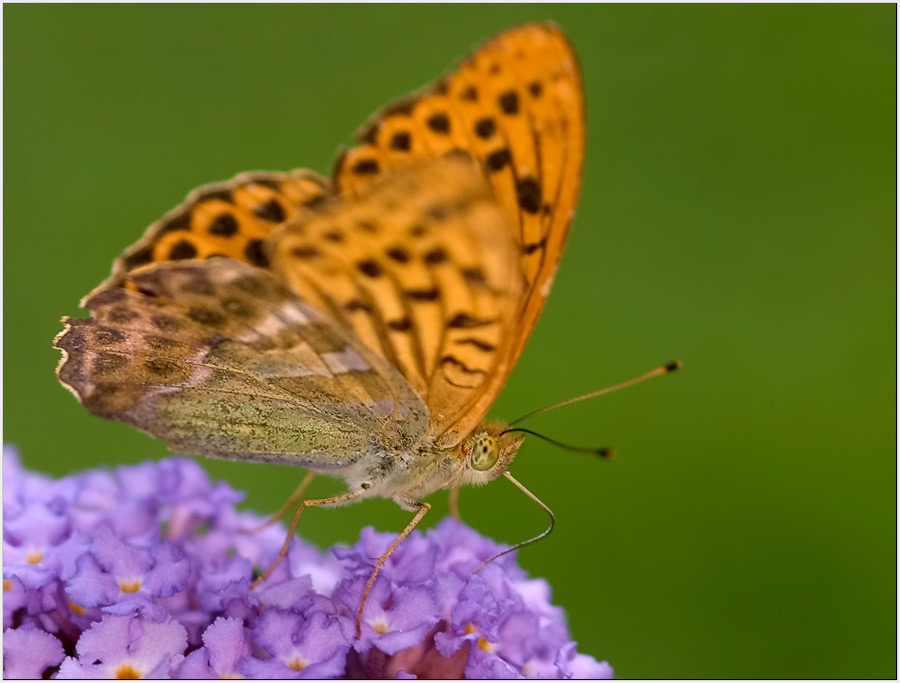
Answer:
457 422 524 486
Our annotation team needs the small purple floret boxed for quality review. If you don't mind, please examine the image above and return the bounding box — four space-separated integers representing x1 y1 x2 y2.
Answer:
2 627 65 678
2 447 613 679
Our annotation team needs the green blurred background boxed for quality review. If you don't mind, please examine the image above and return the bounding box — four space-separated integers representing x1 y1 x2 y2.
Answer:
4 4 895 678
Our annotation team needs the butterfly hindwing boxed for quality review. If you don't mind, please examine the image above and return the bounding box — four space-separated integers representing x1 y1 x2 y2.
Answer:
104 170 331 290
55 258 428 464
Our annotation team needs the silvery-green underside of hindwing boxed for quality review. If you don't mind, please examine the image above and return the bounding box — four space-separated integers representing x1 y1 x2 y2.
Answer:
55 258 430 468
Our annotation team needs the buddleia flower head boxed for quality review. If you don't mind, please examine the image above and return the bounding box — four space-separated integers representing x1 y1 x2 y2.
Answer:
2 447 612 679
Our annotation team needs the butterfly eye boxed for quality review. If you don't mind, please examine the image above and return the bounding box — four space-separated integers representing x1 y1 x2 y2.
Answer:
471 435 500 471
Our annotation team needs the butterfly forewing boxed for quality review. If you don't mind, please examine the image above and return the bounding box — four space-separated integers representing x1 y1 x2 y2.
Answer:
269 155 524 444
334 22 585 366
55 258 427 464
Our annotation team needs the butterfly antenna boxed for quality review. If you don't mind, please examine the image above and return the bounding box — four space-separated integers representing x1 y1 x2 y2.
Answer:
473 472 554 574
500 427 615 459
510 360 682 426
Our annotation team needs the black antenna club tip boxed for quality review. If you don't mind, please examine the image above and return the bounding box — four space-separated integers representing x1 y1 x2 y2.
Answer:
665 360 682 372
598 448 616 460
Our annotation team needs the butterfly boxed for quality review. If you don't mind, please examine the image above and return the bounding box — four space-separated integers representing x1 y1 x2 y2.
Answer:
53 23 585 634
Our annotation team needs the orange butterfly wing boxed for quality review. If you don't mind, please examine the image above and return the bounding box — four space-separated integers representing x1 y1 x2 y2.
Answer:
270 155 524 447
330 23 585 444
103 170 330 290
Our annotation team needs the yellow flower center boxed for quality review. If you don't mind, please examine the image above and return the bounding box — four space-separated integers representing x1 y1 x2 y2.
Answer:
372 620 390 635
67 600 86 615
286 656 307 672
3 580 12 591
463 622 495 652
119 580 142 593
115 664 142 679
26 550 43 565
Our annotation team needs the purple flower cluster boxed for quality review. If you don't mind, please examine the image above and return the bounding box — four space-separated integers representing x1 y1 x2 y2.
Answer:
3 446 613 679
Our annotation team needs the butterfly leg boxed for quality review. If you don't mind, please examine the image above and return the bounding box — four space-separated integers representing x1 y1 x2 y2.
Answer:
240 470 317 534
250 487 366 590
448 486 462 521
355 501 430 638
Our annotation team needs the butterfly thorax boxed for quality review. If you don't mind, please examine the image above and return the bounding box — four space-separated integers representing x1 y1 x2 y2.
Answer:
354 421 524 505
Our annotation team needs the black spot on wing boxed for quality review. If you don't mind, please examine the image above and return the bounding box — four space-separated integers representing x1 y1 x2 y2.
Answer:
423 248 448 265
461 267 486 287
447 313 496 329
209 213 239 237
353 159 380 175
455 337 496 352
390 131 412 151
168 240 197 261
523 237 547 255
427 113 450 134
405 288 440 302
459 86 478 102
388 318 412 332
498 90 519 115
244 240 269 267
516 177 542 215
345 299 372 313
475 118 495 139
291 246 321 259
486 149 511 173
253 200 286 223
386 246 411 263
357 260 382 278
440 355 487 376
